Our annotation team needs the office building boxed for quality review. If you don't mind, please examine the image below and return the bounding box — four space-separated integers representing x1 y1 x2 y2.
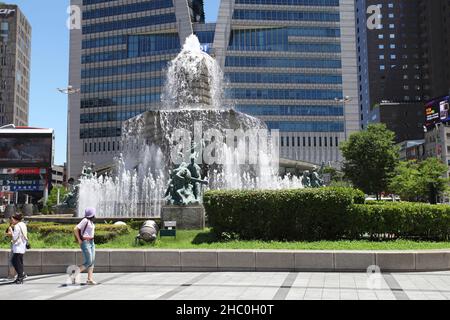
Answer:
369 101 425 143
356 0 450 129
51 164 67 187
68 0 360 177
0 3 31 126
215 0 359 166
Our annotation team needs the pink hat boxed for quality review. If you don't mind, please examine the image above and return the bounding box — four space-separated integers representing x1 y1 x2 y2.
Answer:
84 207 96 218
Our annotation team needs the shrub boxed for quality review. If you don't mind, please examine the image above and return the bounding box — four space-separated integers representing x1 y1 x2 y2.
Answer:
204 188 450 241
349 203 450 240
204 187 365 241
27 222 130 244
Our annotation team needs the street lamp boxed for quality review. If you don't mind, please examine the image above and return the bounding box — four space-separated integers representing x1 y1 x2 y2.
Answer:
334 96 352 141
57 85 80 95
57 85 80 181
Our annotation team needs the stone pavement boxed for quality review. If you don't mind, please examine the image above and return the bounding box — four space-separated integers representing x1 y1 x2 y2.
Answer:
1 271 450 300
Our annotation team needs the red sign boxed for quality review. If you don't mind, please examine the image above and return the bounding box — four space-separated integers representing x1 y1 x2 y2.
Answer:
0 168 46 175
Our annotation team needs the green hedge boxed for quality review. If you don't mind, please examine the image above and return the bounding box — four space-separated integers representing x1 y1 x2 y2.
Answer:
204 188 450 241
204 187 365 241
348 203 450 240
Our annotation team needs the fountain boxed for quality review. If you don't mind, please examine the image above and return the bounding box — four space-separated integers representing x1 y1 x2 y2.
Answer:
77 35 305 223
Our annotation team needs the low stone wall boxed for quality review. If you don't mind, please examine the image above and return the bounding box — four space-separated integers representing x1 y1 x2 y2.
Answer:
1 249 449 276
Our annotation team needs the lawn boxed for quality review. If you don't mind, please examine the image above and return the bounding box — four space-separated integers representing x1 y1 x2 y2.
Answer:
1 223 450 250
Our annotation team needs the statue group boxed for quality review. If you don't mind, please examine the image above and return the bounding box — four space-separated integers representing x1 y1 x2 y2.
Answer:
165 155 209 205
301 166 324 188
59 165 95 210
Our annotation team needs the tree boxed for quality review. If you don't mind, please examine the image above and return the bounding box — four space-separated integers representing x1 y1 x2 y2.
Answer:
388 161 422 202
322 166 351 186
388 158 449 203
418 158 449 204
46 186 68 208
340 124 399 199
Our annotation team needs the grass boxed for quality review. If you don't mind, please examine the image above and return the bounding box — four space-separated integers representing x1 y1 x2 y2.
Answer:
1 223 450 250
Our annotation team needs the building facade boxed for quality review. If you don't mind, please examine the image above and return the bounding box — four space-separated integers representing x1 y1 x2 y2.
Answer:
418 0 450 99
68 0 360 177
68 0 202 177
0 4 31 127
369 101 425 143
215 0 359 166
356 0 450 129
51 164 67 187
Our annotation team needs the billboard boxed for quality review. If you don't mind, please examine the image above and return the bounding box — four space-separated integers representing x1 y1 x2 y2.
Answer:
0 130 54 168
425 95 450 128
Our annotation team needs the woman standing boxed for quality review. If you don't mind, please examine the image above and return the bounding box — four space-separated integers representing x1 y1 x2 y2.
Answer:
6 213 28 284
74 207 97 285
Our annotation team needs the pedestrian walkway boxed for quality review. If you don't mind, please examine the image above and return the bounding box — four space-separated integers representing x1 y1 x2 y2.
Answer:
1 271 450 300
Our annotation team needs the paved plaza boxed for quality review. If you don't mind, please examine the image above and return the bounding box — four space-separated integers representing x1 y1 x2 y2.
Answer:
1 271 450 300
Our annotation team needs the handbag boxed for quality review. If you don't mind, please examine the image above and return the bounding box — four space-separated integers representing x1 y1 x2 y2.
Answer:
17 223 30 250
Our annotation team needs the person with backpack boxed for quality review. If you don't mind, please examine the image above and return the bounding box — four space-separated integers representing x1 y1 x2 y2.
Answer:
74 207 97 285
6 213 28 284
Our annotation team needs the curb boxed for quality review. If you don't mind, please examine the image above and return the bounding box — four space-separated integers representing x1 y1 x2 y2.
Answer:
1 249 450 276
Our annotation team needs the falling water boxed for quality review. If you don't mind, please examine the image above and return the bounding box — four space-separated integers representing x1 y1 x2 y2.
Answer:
77 35 304 218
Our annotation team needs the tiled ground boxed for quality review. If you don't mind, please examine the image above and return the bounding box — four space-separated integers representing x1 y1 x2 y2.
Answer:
1 271 450 300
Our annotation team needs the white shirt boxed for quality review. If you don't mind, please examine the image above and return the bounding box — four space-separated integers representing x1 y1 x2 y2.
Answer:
12 222 27 254
76 218 95 239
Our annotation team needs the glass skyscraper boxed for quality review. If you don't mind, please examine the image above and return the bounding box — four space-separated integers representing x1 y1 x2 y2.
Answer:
68 0 359 177
214 0 359 165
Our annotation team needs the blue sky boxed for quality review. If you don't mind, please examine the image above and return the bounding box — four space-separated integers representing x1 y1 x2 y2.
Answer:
7 0 220 165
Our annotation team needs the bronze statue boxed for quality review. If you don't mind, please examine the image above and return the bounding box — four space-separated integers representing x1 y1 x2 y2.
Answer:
310 166 324 188
187 154 202 200
165 156 208 205
301 170 311 188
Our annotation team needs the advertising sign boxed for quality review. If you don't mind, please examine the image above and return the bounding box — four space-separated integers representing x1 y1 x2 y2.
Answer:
0 132 53 168
0 168 47 175
425 96 450 128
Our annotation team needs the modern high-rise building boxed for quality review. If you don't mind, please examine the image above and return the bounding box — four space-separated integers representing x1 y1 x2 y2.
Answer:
215 0 359 165
418 0 450 99
0 3 31 127
356 0 450 129
68 0 360 177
